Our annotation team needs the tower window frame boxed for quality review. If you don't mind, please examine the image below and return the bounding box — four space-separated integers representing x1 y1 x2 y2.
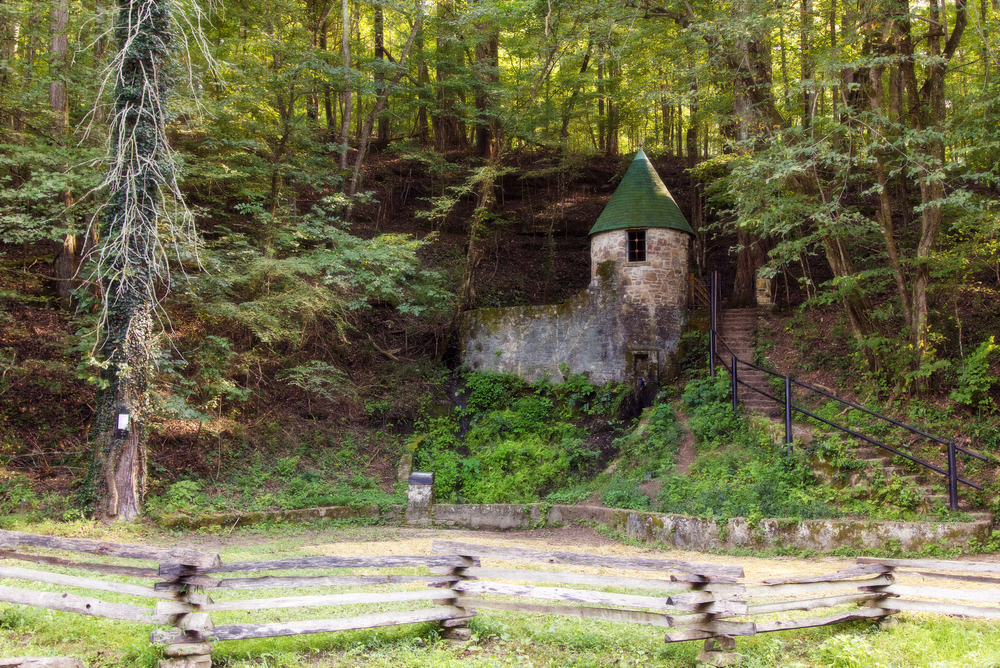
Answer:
627 229 647 263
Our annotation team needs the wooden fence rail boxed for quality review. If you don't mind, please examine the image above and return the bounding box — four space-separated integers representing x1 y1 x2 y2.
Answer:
2 531 1000 667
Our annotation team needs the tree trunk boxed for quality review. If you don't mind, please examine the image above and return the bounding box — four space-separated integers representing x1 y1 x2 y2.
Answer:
560 43 591 140
49 0 78 310
415 24 430 146
88 0 175 521
432 1 463 150
320 18 335 135
604 58 620 157
373 3 389 151
48 0 68 131
345 11 423 211
801 0 815 128
473 21 499 157
596 59 605 153
732 230 768 307
897 0 967 369
338 0 351 171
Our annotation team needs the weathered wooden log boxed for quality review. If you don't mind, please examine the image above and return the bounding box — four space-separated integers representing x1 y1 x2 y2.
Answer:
857 557 1000 573
755 607 889 633
0 530 219 568
763 564 892 585
155 589 447 615
154 573 457 593
0 659 85 668
0 565 168 600
748 593 884 615
455 598 755 635
158 555 477 577
451 580 747 615
664 628 715 642
745 574 894 597
869 598 1000 619
152 606 467 643
428 566 744 595
161 643 214 658
0 550 159 579
910 571 1000 585
0 584 156 623
431 541 743 578
869 584 1000 604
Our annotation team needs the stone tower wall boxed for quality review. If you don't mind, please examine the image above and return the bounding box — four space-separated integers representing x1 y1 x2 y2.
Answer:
589 228 689 308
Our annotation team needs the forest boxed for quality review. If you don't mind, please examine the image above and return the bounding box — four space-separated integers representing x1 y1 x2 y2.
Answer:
1 0 1000 522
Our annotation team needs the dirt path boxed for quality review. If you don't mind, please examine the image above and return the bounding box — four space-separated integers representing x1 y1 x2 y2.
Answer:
673 410 698 475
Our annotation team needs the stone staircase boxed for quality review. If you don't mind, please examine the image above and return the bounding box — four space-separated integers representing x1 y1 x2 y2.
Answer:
849 442 988 516
717 308 781 417
716 307 989 517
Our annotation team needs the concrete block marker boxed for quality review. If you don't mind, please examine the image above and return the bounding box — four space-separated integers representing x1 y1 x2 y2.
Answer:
406 472 434 523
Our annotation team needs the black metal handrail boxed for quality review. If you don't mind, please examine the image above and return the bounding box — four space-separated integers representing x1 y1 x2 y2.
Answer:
706 271 986 511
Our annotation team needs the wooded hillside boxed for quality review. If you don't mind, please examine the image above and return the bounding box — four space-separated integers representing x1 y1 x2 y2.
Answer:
1 0 999 519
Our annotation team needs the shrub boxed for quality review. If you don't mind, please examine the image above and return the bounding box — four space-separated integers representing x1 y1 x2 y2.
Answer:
951 336 999 411
464 371 526 416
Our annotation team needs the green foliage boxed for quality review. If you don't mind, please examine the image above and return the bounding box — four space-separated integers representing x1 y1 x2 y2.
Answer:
190 215 447 352
950 337 1000 411
156 335 251 420
600 476 652 510
414 372 605 504
609 403 681 477
681 373 730 408
659 378 833 520
0 143 104 245
683 374 743 448
277 361 354 404
677 331 711 377
463 371 527 416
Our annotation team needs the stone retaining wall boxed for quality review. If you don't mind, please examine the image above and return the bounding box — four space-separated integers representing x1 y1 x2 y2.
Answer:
159 503 992 554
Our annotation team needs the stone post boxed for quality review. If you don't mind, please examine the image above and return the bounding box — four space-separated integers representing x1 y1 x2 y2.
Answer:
406 472 434 524
755 273 773 309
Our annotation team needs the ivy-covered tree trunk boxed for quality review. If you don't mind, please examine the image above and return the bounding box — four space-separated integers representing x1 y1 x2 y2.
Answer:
88 0 172 521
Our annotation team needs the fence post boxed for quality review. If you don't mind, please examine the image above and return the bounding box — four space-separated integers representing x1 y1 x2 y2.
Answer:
731 355 739 414
948 442 959 511
156 564 214 668
785 376 793 454
439 554 476 641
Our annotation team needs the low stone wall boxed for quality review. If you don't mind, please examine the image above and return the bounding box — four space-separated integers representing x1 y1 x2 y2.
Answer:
157 504 393 530
157 503 991 554
411 504 991 554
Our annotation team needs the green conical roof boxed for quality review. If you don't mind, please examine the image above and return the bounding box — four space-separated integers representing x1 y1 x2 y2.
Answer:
589 150 693 236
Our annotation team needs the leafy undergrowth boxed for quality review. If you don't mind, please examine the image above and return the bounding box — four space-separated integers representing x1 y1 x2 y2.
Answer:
591 373 986 524
412 370 627 504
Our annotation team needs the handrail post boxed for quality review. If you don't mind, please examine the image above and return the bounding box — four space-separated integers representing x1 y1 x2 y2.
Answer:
709 271 717 378
731 355 738 414
948 442 959 511
710 271 717 332
784 376 792 454
709 329 716 378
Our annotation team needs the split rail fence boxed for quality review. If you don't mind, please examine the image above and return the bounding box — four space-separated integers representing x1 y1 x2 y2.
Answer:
1 530 1000 666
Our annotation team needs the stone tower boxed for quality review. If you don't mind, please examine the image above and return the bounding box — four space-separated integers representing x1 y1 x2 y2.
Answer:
461 151 693 384
586 149 694 382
